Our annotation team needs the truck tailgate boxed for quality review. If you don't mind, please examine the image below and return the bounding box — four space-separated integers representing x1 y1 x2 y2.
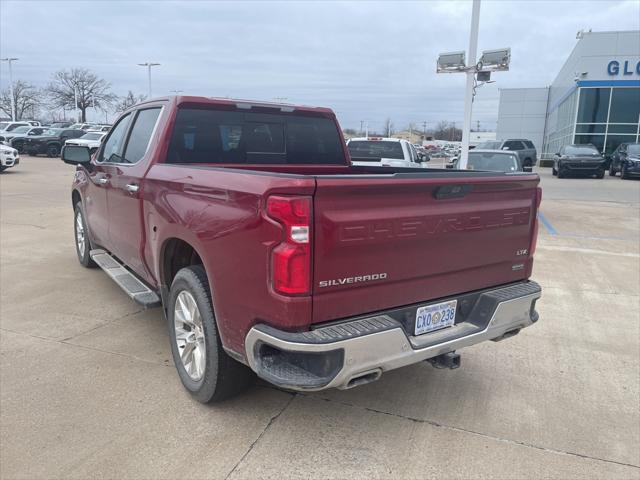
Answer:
312 173 540 323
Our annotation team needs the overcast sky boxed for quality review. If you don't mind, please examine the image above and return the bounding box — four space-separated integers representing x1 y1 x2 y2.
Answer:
1 0 638 130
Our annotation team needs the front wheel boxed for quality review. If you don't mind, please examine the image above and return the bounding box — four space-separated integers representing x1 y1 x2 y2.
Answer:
596 169 605 179
46 144 60 157
167 265 253 403
73 202 97 268
621 165 630 180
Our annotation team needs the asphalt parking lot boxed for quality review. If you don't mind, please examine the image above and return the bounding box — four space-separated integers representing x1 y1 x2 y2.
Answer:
1 156 639 480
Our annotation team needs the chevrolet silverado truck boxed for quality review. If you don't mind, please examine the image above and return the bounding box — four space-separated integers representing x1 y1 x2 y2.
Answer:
61 96 542 403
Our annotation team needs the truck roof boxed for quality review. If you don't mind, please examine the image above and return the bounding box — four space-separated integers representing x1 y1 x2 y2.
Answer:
135 95 335 115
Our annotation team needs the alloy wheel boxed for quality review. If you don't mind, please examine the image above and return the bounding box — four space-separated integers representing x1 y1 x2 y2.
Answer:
174 291 206 381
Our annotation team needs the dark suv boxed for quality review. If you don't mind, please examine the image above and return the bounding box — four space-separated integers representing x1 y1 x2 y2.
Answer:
24 128 85 157
609 143 640 179
476 139 537 167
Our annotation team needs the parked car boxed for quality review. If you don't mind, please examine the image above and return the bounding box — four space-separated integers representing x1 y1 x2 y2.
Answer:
447 149 530 172
87 125 111 132
609 142 640 179
476 139 537 168
0 144 19 172
50 122 73 128
65 132 106 154
347 137 424 168
4 126 49 152
24 128 85 157
0 121 31 134
412 143 430 161
61 96 542 403
552 144 606 178
24 120 41 126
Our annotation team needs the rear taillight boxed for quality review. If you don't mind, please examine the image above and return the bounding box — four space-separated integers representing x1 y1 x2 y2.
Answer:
531 187 542 255
266 195 312 295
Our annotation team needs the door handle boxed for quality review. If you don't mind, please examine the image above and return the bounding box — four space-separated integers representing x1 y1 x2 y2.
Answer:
126 183 139 193
97 177 108 185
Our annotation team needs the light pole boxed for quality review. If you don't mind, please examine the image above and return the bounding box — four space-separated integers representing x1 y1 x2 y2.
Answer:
459 0 481 168
138 62 160 98
1 57 19 121
436 0 510 169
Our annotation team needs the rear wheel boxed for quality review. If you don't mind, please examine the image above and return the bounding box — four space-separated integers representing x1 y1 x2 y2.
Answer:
46 144 60 157
167 265 253 403
73 202 97 268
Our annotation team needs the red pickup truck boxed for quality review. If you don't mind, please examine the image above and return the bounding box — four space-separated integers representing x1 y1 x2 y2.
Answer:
62 96 542 403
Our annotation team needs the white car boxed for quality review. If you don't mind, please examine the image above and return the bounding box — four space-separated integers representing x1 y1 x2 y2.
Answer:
346 137 424 168
0 144 20 172
65 132 106 153
0 121 31 134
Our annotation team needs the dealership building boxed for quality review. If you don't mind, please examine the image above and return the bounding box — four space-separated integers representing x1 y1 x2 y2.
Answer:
496 30 640 158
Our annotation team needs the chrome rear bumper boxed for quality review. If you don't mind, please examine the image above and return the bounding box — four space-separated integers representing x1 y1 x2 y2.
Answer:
245 281 541 391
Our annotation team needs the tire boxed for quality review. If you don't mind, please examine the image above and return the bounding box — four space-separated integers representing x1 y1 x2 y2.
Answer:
557 168 565 179
46 144 60 157
12 142 23 153
621 165 629 180
609 166 616 176
73 202 97 268
552 166 557 176
596 169 605 179
167 265 253 403
0 166 6 173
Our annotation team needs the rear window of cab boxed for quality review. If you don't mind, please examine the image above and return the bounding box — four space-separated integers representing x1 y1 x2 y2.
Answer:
167 108 345 165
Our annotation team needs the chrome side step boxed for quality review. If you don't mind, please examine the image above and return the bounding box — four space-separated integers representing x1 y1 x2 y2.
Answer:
90 249 161 308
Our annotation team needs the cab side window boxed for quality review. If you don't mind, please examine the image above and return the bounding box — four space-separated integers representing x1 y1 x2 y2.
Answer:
99 113 132 163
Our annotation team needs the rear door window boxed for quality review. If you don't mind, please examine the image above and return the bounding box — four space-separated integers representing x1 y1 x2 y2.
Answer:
504 140 524 151
167 108 344 164
523 140 535 149
123 107 162 164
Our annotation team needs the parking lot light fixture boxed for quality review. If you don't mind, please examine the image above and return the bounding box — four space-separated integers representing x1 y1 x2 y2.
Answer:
138 62 161 98
435 1 511 170
1 57 19 121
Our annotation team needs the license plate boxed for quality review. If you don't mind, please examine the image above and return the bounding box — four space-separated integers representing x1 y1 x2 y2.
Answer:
415 300 457 336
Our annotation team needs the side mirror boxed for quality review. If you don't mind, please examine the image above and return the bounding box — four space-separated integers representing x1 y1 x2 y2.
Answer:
62 145 92 166
555 152 561 156
523 165 533 173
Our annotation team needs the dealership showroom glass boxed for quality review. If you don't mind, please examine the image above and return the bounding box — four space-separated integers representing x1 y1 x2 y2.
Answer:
496 30 640 158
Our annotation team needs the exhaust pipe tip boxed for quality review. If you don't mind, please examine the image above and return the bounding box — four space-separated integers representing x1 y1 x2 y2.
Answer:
427 351 461 370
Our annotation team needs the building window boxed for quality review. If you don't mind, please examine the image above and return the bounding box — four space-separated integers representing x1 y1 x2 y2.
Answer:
574 134 605 153
575 124 606 134
577 88 610 124
608 88 640 124
604 134 638 155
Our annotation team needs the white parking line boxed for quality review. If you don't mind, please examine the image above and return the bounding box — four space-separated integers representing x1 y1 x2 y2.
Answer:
537 245 640 258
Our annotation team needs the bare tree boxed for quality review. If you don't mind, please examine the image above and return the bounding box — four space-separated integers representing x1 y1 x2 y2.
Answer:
0 81 43 120
432 121 462 141
46 68 116 122
383 118 395 137
114 91 147 114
